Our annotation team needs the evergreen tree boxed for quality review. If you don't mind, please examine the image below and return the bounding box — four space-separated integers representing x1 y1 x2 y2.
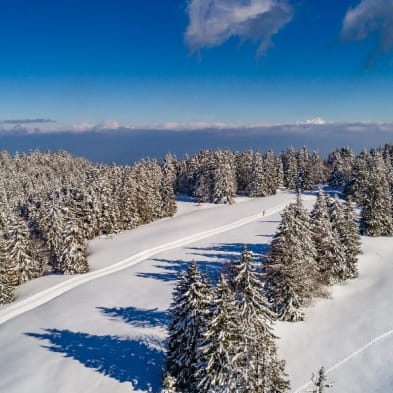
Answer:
276 153 285 188
162 154 178 216
296 147 314 191
7 213 33 285
265 196 319 321
341 197 362 278
344 150 369 204
264 150 278 195
283 147 298 189
235 149 254 192
248 151 267 197
0 236 15 304
360 152 393 236
212 150 237 204
196 273 242 393
166 261 212 392
58 216 89 274
328 195 361 279
230 246 289 393
311 190 347 284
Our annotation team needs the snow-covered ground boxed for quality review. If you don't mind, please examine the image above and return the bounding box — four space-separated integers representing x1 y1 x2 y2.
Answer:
0 190 392 393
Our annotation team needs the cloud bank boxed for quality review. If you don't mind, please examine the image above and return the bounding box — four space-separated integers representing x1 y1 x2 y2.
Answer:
1 120 393 165
185 0 293 56
341 0 393 65
0 118 55 125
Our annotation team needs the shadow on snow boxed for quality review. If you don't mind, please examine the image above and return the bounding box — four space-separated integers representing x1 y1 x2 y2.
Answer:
98 306 167 329
26 329 164 392
135 242 270 284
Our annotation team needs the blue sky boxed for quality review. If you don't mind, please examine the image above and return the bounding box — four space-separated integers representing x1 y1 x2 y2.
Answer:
1 0 393 129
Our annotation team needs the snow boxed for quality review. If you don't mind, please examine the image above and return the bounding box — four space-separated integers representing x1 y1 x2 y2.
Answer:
0 190 392 393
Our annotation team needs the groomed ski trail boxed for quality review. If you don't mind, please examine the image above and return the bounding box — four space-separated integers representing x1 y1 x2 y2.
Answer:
293 328 393 393
0 198 300 326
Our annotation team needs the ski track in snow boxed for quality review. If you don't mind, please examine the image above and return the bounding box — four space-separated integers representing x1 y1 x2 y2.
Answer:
293 328 393 393
0 198 302 326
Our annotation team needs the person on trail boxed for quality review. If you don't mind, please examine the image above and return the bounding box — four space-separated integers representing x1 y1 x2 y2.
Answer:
262 210 266 216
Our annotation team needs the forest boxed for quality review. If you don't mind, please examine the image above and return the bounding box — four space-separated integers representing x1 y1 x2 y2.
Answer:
1 144 393 308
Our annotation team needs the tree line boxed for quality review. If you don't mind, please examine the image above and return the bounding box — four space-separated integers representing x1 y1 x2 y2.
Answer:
328 144 393 236
0 150 177 304
2 143 393 305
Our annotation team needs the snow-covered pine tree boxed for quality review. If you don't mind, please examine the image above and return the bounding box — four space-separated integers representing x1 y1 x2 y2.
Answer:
161 154 178 216
344 150 370 204
328 194 361 280
264 196 319 321
0 235 16 304
283 146 298 189
58 214 89 274
230 246 289 393
264 150 278 195
161 374 179 393
165 261 212 393
276 153 285 188
311 150 326 186
341 196 362 278
296 147 314 191
311 189 347 284
328 146 355 189
196 273 243 393
7 212 34 285
247 151 267 197
360 152 393 236
212 150 237 204
235 148 254 193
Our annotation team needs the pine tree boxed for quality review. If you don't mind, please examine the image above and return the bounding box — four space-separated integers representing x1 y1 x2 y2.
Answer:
0 236 15 304
162 154 178 215
311 190 347 284
264 150 278 195
248 151 267 197
328 195 361 280
276 153 285 188
166 261 212 393
311 150 326 185
196 273 242 393
297 147 313 191
283 146 298 189
265 196 319 321
58 216 89 274
235 149 254 192
212 150 237 204
7 212 34 285
344 150 369 204
341 197 362 278
230 246 289 393
360 152 393 236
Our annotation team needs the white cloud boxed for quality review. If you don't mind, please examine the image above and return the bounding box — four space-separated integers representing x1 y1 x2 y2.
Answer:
184 0 293 56
296 117 327 125
341 0 393 64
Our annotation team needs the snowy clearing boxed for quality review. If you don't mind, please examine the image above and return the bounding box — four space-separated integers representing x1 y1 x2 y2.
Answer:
0 191 392 393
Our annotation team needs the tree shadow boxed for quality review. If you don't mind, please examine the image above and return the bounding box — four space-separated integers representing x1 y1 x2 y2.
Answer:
98 306 167 329
26 329 164 392
187 242 271 262
136 259 222 283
